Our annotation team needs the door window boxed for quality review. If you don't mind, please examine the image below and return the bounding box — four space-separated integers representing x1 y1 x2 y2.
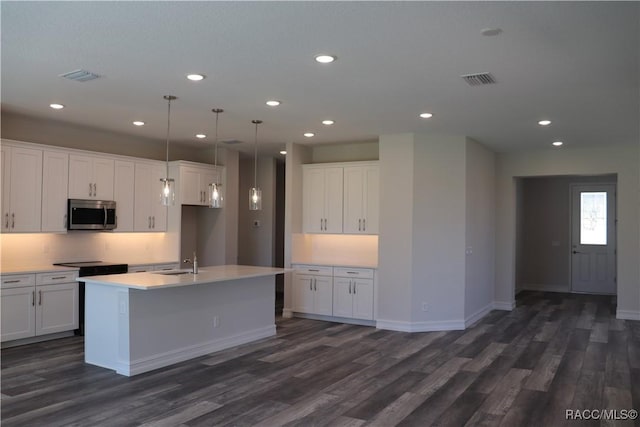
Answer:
580 192 607 245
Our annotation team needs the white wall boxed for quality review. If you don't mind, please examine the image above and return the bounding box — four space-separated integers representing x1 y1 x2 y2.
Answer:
496 145 639 318
464 138 496 321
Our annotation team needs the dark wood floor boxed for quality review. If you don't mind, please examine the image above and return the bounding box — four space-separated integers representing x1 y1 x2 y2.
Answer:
2 291 639 426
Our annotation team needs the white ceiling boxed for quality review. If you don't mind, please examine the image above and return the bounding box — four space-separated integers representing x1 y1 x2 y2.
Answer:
1 2 638 156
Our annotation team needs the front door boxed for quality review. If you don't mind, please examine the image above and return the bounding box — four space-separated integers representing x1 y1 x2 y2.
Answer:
570 184 616 294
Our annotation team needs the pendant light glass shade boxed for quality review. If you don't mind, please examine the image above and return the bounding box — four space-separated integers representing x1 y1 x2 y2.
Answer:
208 108 224 208
249 120 262 211
160 95 177 206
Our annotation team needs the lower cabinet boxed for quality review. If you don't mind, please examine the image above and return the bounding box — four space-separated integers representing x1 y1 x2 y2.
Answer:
1 271 79 342
293 273 333 316
128 263 181 273
292 264 375 321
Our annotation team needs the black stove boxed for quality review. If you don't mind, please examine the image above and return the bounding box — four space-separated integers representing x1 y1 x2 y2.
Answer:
54 261 128 335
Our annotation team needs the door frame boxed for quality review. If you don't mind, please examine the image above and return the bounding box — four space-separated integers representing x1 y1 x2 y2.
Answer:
568 182 617 295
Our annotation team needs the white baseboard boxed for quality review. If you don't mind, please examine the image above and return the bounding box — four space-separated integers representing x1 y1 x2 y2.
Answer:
293 312 376 327
1 330 75 349
465 303 494 327
118 325 276 376
376 318 465 332
492 300 516 311
616 310 640 321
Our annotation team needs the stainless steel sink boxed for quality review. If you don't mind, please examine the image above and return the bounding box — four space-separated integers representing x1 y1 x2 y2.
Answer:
154 270 193 276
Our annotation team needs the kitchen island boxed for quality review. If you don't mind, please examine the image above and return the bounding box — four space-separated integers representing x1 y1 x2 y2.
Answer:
80 265 288 376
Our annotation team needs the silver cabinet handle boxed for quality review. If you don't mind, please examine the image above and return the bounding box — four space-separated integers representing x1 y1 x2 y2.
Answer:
103 206 108 228
363 218 366 231
50 276 66 280
309 269 320 272
94 183 97 197
11 213 15 228
152 216 155 229
320 218 323 231
314 278 317 291
354 282 356 294
38 290 42 306
4 280 20 284
348 281 352 294
309 279 312 291
32 291 35 306
148 216 152 229
359 219 362 231
4 213 8 228
89 182 92 196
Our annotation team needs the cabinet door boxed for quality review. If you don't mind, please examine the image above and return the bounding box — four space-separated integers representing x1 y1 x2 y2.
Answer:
68 155 94 199
151 164 168 231
181 167 202 205
92 157 114 200
134 163 153 231
9 147 43 232
343 167 364 234
352 278 374 320
1 287 36 341
42 151 69 232
114 160 135 232
362 166 379 234
293 274 315 313
332 277 353 318
313 276 334 316
1 146 10 232
324 167 344 233
35 283 79 336
303 168 327 233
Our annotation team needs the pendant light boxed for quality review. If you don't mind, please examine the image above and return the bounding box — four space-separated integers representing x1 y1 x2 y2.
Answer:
249 120 263 210
208 108 224 208
160 95 177 206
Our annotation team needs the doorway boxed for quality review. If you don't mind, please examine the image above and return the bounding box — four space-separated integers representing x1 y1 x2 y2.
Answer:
570 184 617 294
515 174 617 295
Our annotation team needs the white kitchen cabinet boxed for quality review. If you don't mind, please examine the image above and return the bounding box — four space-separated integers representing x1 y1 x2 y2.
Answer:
134 162 167 231
179 163 223 206
343 164 379 234
332 268 374 320
292 265 334 316
113 160 135 232
41 150 69 232
68 154 114 200
302 166 343 233
1 271 78 343
1 145 43 233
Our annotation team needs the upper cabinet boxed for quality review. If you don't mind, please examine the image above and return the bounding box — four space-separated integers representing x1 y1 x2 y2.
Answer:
113 160 135 232
178 162 224 207
68 154 114 200
41 150 69 232
134 162 167 232
343 164 379 234
303 166 344 233
1 145 43 233
302 162 379 235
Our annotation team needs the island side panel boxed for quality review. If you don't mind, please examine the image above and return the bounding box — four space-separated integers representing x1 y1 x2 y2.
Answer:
126 275 276 376
85 284 131 373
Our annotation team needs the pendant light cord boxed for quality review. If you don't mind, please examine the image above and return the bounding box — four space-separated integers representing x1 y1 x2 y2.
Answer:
214 111 219 168
165 97 172 178
253 121 258 189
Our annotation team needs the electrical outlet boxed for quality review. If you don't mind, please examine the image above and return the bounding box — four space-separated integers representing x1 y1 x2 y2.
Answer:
213 316 219 328
421 302 428 312
253 220 261 228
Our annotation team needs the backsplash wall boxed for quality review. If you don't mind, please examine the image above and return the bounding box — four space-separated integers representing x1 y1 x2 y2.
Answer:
1 232 178 269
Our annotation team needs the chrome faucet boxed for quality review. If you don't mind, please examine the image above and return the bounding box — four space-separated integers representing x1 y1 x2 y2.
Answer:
183 252 198 274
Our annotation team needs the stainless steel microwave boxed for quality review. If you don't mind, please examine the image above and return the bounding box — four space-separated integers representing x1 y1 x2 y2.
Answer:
67 199 117 230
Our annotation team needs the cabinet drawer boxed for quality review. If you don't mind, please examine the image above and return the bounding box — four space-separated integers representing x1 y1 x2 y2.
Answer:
36 271 78 285
333 267 374 279
153 263 180 271
129 265 152 273
1 274 35 289
293 265 333 276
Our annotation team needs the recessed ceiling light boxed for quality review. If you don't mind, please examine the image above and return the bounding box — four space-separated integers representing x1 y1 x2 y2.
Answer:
133 121 145 126
280 150 287 155
552 141 563 147
322 120 335 125
419 112 433 119
481 28 502 36
49 103 64 110
195 134 206 139
303 132 315 138
315 54 336 64
266 100 281 107
538 120 552 126
186 74 205 81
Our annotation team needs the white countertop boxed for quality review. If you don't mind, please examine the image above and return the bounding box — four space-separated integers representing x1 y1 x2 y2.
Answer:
1 265 79 275
80 264 291 290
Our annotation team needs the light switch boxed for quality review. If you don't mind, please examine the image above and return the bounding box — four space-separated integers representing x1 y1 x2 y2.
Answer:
253 220 261 228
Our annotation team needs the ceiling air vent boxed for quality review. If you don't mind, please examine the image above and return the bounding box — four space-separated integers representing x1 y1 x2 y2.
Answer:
222 139 243 145
59 69 102 82
461 72 496 86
